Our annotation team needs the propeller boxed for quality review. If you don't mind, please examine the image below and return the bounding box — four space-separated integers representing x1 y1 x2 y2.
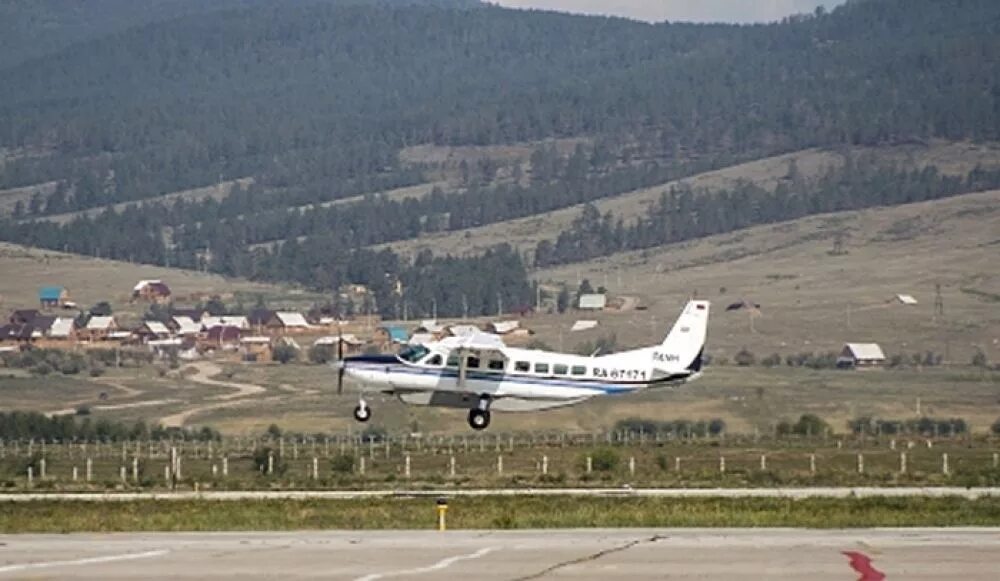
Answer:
336 325 345 394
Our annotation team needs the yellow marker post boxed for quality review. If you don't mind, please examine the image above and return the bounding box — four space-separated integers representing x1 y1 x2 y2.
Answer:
436 497 448 531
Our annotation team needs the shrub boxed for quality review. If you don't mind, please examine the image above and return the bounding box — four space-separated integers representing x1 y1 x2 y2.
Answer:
329 454 355 474
308 344 335 364
760 353 782 367
586 448 620 472
972 350 988 368
273 343 298 364
991 418 1000 435
733 348 756 366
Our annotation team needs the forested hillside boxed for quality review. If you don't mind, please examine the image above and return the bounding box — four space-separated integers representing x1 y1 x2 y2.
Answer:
1 0 998 317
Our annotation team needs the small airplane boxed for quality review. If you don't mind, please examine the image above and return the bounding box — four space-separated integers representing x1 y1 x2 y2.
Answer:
335 300 709 430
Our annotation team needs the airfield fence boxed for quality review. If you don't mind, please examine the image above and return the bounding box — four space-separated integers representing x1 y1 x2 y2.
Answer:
1 431 999 491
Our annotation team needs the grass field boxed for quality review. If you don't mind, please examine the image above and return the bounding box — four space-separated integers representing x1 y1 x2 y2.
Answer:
2 496 1000 532
0 242 325 320
528 189 1000 365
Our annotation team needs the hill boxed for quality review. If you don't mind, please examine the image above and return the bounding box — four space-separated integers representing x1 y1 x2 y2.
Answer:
529 189 1000 365
377 141 1000 260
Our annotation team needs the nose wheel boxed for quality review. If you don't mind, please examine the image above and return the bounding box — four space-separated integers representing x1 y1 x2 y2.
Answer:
468 408 491 430
353 400 371 423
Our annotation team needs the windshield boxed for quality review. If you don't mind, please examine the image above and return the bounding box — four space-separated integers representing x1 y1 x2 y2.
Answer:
398 345 430 363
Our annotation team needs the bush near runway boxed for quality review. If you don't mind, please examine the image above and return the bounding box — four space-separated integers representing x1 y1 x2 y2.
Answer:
1 431 998 491
2 496 1000 532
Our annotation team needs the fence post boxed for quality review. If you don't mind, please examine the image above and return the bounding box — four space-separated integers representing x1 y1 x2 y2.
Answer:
809 454 816 475
890 439 896 450
994 452 999 469
497 455 503 475
39 458 46 479
719 456 726 474
164 464 171 484
449 456 456 477
629 456 635 476
586 456 593 474
942 453 949 476
27 466 33 486
120 466 126 483
760 455 767 471
359 456 366 476
267 452 274 475
86 457 93 481
72 466 78 481
312 457 319 480
857 453 864 474
132 457 139 482
405 454 411 479
900 452 907 474
674 457 681 472
542 455 548 475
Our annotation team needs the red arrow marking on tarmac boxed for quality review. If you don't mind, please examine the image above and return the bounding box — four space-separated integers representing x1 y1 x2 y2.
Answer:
842 551 886 581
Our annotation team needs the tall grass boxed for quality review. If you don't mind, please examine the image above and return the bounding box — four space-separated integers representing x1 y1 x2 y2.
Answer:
2 496 1000 532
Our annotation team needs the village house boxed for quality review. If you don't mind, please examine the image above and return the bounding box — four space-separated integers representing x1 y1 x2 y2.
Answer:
9 310 41 326
247 309 277 333
38 286 71 309
131 280 172 303
240 336 273 362
486 320 533 342
578 293 608 310
133 320 172 343
170 315 202 336
202 325 243 351
171 308 208 322
837 343 887 369
83 316 119 341
201 315 249 331
274 312 311 333
375 324 409 348
313 334 365 355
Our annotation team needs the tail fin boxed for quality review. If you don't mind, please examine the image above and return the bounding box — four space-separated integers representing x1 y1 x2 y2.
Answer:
653 300 710 373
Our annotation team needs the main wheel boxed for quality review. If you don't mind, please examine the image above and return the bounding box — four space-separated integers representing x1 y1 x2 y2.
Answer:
353 404 371 422
468 409 491 431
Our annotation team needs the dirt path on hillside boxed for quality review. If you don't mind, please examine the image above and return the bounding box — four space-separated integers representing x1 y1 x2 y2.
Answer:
159 361 269 427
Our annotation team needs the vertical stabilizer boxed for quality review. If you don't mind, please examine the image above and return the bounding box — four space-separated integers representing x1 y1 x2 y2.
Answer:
653 300 710 373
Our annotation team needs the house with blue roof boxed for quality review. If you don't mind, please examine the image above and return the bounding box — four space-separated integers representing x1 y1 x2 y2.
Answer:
376 324 409 348
38 286 69 309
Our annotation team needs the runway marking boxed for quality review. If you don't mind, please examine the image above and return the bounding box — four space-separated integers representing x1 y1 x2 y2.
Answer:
353 547 494 581
0 549 168 575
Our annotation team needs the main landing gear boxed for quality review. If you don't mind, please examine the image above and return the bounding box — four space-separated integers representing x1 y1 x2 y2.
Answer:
467 395 492 431
353 399 371 423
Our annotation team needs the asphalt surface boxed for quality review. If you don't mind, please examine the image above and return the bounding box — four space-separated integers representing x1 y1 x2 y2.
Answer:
2 486 999 501
0 529 998 579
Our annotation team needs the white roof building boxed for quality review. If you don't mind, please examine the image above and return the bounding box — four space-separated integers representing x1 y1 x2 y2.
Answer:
202 315 249 330
487 321 521 335
417 320 445 334
314 334 363 346
275 312 310 328
447 324 480 337
896 294 918 305
48 317 75 338
142 321 171 336
86 316 116 330
409 332 436 345
571 320 599 332
172 316 202 335
578 294 607 310
838 343 886 367
132 279 162 292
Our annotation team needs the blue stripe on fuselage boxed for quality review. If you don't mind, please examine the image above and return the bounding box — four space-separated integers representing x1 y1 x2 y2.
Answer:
344 361 656 394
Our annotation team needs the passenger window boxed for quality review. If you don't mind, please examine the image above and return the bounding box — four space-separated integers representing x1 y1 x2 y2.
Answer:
488 360 505 371
514 361 530 372
534 363 549 374
426 355 443 366
553 364 568 375
466 356 480 369
446 355 460 367
571 365 586 376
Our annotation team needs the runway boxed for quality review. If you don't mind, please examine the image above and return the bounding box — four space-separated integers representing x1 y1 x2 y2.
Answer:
2 486 999 501
0 529 997 579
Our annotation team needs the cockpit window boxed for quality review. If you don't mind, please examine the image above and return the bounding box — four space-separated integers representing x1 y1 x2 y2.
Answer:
425 354 443 366
466 356 480 369
399 345 429 363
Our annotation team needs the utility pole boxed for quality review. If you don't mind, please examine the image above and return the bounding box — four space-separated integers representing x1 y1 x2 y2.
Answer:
432 298 437 321
461 294 468 320
497 292 503 318
535 284 541 313
934 282 944 317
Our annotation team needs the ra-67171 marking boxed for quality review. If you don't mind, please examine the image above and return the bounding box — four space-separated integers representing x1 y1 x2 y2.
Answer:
592 368 648 380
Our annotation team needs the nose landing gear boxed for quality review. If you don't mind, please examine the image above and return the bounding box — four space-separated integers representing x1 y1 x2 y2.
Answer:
353 399 371 423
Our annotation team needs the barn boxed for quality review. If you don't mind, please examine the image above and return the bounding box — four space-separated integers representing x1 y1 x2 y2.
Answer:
837 343 886 369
